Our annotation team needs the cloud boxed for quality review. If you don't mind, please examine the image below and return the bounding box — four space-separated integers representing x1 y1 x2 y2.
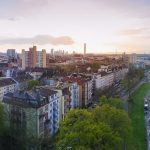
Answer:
8 17 21 21
118 28 149 36
104 35 150 53
0 35 74 45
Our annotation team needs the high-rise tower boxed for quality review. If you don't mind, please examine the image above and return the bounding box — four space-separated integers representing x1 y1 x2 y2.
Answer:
84 43 86 56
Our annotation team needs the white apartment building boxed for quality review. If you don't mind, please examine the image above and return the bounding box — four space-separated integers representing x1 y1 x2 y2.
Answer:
48 91 60 135
69 82 79 109
0 78 17 101
114 67 129 83
36 49 46 68
94 72 114 90
21 50 29 69
129 53 137 64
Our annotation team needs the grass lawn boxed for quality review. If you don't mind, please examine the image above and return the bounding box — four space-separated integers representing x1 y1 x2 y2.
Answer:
128 83 150 150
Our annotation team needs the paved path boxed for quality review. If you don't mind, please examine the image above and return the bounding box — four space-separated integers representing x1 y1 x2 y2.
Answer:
144 92 150 150
120 79 146 112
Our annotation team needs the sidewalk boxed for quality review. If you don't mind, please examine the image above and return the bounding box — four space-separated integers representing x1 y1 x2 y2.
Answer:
121 79 146 112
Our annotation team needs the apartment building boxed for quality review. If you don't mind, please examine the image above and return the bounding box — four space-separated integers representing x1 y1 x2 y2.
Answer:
50 81 79 120
3 87 60 138
0 78 16 101
113 66 128 83
21 46 46 69
7 49 16 58
64 74 93 107
94 71 114 90
36 49 46 68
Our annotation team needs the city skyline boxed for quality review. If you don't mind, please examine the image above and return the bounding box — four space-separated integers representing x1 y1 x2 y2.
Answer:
0 0 150 54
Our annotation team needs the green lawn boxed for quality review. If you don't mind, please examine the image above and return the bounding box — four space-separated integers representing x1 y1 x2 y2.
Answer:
128 83 150 150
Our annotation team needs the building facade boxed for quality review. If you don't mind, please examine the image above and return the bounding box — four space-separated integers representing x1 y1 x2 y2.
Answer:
7 49 16 58
3 87 60 138
53 81 79 120
64 74 93 107
0 78 16 101
21 46 46 69
36 49 46 68
94 72 114 90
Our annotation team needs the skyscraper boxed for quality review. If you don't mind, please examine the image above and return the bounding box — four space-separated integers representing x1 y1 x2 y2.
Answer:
28 46 37 68
36 49 46 68
84 43 86 56
21 46 46 69
51 49 54 55
7 49 16 58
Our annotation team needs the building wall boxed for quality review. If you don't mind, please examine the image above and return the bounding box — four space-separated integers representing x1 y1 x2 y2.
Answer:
83 82 88 106
70 82 79 109
0 84 16 101
3 91 60 138
49 92 60 135
21 47 46 69
79 85 83 107
7 49 16 58
36 49 46 68
87 79 92 102
129 53 137 64
95 73 114 90
28 46 37 68
4 104 38 138
21 49 26 70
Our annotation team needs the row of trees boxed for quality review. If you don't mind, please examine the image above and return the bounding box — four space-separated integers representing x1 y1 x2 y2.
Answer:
122 66 144 100
55 96 132 150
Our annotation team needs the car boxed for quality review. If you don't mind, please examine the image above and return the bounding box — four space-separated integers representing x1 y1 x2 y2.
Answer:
148 118 150 124
144 102 148 107
144 106 148 111
144 111 148 115
145 99 148 103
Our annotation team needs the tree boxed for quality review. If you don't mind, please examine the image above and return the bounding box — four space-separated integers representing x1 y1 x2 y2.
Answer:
55 106 131 150
99 96 124 110
90 63 101 73
93 105 131 149
28 80 40 89
0 103 5 134
123 73 133 91
122 67 144 102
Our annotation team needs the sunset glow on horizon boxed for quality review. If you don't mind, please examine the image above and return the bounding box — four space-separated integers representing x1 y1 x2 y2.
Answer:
0 0 150 54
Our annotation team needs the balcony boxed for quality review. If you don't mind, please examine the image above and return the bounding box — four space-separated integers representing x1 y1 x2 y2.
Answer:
53 107 58 113
53 113 58 118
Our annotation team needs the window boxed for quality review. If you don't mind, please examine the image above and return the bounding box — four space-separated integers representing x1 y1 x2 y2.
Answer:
45 105 48 111
39 108 43 115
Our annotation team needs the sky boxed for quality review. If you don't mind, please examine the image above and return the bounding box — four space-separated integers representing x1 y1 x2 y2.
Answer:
0 0 150 54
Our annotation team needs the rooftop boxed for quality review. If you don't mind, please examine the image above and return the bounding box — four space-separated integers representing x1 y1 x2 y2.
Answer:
3 87 57 108
0 78 16 87
14 74 33 83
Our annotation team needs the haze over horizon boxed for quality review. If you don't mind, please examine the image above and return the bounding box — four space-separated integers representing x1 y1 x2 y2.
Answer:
0 0 150 54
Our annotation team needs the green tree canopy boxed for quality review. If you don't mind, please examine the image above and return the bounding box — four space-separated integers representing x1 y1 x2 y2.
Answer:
0 103 5 134
28 80 40 89
99 96 124 109
55 105 131 150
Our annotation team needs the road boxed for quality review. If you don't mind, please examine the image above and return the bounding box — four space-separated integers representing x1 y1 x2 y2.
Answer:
144 92 150 150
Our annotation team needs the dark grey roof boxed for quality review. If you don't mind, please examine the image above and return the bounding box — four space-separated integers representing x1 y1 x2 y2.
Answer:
38 88 57 97
0 78 16 87
14 74 33 83
3 87 57 108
